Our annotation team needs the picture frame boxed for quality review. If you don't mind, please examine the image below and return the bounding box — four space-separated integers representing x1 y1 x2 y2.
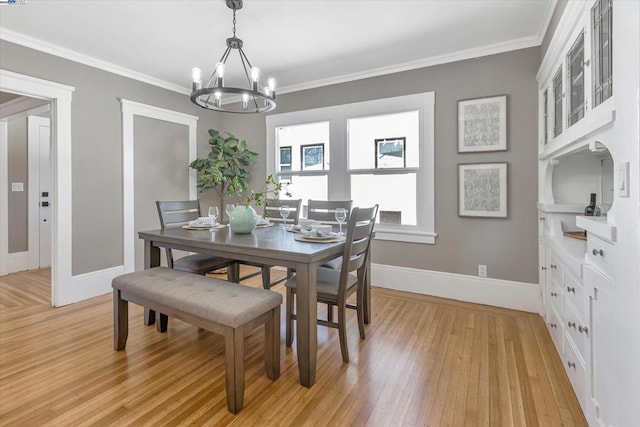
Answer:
458 162 508 218
374 137 406 168
300 143 324 171
457 95 507 152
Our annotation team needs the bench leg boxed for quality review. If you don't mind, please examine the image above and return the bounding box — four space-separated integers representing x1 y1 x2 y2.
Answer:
264 306 281 380
113 289 128 351
224 326 245 414
156 312 168 333
144 308 156 326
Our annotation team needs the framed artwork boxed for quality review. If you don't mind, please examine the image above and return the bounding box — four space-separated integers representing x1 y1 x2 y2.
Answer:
300 143 324 170
458 95 507 152
375 137 406 168
458 162 508 218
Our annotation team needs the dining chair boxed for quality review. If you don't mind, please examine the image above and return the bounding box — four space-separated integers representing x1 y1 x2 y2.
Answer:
307 199 353 270
238 198 303 289
156 200 238 281
285 204 378 363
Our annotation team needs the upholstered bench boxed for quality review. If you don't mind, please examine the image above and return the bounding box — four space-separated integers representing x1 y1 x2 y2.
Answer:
112 267 282 413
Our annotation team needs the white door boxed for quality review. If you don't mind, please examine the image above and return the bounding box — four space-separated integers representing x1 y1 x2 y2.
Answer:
27 116 51 269
38 123 51 267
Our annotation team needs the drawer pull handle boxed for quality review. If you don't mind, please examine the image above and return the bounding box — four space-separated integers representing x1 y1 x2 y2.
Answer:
567 361 576 369
551 292 558 297
579 325 589 334
550 323 557 329
592 249 604 256
566 286 575 293
550 264 557 270
568 321 576 328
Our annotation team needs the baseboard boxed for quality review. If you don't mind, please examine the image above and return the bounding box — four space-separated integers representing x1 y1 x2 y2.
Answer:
371 263 541 313
7 251 29 273
56 265 126 306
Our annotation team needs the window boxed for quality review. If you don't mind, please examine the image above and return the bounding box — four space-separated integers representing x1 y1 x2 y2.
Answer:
592 0 612 107
553 68 563 137
567 31 585 127
267 92 435 244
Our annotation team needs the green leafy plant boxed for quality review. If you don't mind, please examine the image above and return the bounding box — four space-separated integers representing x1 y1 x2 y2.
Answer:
238 174 291 207
189 129 258 214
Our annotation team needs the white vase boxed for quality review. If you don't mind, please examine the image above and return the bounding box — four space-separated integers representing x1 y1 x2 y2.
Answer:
229 205 258 233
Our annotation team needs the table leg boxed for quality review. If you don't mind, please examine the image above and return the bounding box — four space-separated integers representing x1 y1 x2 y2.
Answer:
294 262 318 388
143 239 161 326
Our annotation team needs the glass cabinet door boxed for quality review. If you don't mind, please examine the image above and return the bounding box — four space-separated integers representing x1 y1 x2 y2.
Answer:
592 0 613 107
553 68 563 137
567 31 585 127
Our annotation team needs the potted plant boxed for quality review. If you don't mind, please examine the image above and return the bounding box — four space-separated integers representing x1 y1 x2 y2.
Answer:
189 129 258 219
228 174 291 233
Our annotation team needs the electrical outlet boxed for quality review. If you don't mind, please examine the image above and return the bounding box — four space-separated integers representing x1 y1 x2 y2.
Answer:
478 264 487 277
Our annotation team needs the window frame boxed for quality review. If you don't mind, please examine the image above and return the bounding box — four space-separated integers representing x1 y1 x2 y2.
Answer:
266 92 436 244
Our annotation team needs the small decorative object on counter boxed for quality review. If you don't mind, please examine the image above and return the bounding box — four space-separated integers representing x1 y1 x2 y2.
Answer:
584 193 601 216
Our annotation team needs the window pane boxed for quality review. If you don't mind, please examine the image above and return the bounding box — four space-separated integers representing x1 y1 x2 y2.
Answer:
553 68 563 137
276 122 329 172
567 32 585 126
351 173 416 225
348 111 419 170
278 174 328 216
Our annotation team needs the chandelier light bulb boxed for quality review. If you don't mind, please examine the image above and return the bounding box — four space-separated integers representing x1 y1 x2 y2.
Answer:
191 67 202 90
214 91 222 107
242 93 249 110
216 62 225 87
268 77 277 98
251 67 260 90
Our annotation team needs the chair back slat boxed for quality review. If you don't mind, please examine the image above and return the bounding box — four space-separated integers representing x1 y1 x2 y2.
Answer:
338 205 378 295
264 199 302 225
307 200 352 224
156 200 203 267
157 200 201 229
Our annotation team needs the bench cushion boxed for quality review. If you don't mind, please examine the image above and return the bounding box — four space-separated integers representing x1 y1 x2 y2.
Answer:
112 267 282 328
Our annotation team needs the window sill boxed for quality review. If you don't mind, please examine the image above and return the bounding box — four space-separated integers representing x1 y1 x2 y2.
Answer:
373 229 436 244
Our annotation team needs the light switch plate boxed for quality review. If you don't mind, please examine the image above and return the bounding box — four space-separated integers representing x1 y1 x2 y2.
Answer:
11 182 24 192
617 162 630 197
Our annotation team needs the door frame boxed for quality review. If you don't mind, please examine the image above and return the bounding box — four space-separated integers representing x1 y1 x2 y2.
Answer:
0 69 74 307
120 99 198 272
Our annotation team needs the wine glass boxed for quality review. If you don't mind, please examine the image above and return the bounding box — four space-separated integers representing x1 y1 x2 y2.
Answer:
225 203 235 224
335 207 347 236
208 206 219 226
280 205 290 229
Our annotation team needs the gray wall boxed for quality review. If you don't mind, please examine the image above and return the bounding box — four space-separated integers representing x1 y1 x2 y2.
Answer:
7 117 28 253
1 40 223 275
221 47 541 284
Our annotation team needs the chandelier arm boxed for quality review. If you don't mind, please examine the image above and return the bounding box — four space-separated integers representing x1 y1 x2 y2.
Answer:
237 48 255 92
203 47 232 106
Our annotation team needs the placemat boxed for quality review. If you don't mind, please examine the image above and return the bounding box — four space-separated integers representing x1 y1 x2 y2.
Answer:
294 235 345 243
182 224 226 231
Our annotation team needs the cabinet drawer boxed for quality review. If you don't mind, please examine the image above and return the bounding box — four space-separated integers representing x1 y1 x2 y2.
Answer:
564 332 586 411
564 300 589 361
564 270 586 320
586 234 614 277
546 305 563 354
549 279 564 317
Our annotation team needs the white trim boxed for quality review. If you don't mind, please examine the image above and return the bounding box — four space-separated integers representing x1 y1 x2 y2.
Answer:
278 36 541 95
0 29 189 95
0 121 7 276
120 99 198 273
371 263 541 313
7 251 29 273
59 265 126 305
0 69 75 307
537 0 559 45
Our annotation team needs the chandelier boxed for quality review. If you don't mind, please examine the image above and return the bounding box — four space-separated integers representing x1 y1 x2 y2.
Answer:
190 0 276 114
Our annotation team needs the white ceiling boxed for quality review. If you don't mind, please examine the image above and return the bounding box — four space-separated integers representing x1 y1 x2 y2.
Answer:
0 0 554 95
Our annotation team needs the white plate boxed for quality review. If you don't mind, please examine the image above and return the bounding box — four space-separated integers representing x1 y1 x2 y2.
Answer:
298 232 337 241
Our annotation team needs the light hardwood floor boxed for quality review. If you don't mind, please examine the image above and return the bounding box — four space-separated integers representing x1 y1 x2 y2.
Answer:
0 268 586 426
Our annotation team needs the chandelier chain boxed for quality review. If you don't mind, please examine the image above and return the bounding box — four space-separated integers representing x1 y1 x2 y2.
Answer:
232 10 237 38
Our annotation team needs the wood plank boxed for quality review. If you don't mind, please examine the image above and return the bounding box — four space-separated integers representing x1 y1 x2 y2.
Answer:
0 268 586 425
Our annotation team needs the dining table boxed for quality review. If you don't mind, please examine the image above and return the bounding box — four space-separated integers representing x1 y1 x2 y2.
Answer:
138 223 371 388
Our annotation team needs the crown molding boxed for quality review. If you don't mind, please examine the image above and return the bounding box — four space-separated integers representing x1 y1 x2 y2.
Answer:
278 34 541 95
537 0 559 45
0 29 190 95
